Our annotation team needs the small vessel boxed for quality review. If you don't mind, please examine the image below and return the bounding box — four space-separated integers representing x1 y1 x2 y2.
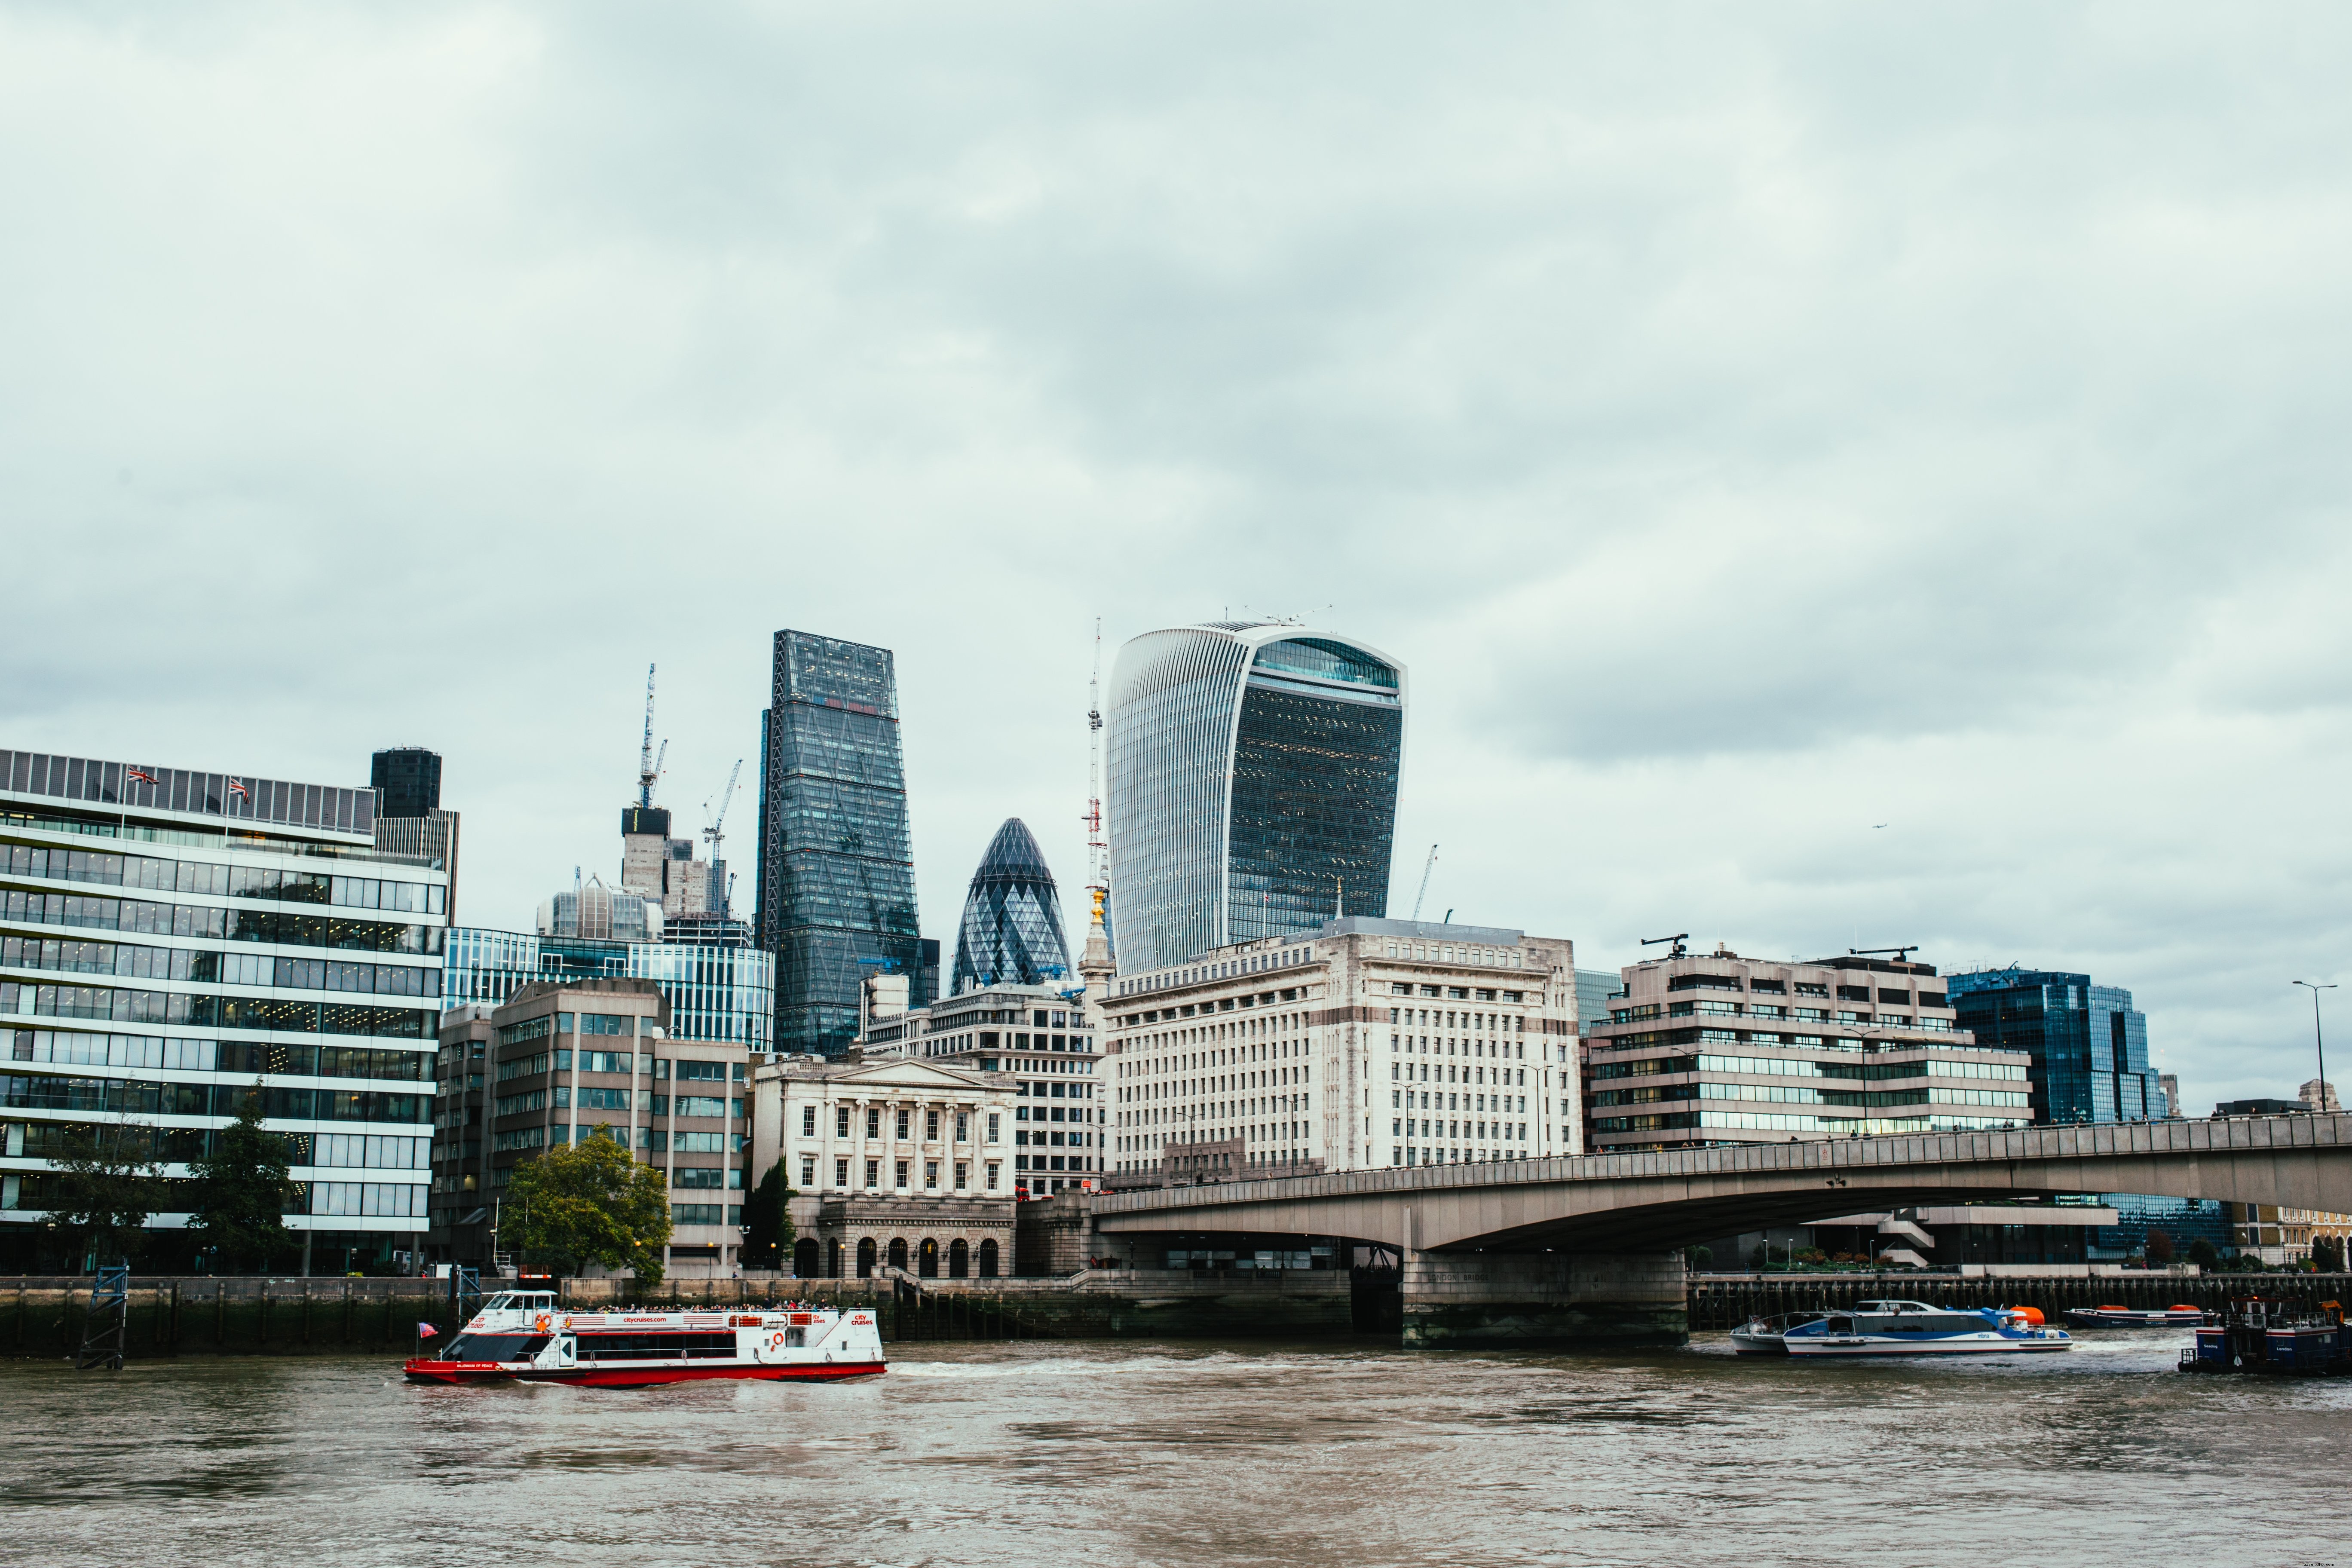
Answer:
2181 1295 2350 1375
1730 1311 1828 1355
1783 1299 2073 1357
403 1290 887 1387
2065 1304 2212 1329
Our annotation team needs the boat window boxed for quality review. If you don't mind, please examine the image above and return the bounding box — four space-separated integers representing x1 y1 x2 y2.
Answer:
442 1332 550 1362
785 1328 806 1348
1826 1316 1853 1332
576 1331 739 1361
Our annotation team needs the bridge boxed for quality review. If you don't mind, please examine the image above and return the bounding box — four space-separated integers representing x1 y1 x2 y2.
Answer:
1089 1114 2352 1348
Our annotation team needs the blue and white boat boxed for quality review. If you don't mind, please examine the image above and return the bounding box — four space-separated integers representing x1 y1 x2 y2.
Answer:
1782 1299 2073 1357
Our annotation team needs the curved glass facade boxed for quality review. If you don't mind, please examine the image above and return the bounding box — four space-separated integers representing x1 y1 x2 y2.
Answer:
950 818 1073 992
1106 624 1404 971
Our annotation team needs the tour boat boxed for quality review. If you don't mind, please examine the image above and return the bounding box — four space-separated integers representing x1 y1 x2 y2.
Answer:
1729 1311 1828 1355
403 1291 887 1387
1782 1300 2073 1357
2064 1304 2212 1329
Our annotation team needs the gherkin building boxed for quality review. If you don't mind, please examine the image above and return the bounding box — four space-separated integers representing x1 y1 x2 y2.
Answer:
951 818 1073 993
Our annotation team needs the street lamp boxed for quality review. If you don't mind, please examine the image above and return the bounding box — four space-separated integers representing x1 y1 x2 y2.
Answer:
2292 981 2337 1113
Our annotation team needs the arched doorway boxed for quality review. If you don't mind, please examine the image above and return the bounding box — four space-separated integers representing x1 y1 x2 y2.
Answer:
793 1237 819 1278
856 1237 877 1278
918 1237 940 1278
827 1238 844 1278
977 1238 999 1278
948 1239 969 1278
888 1237 909 1271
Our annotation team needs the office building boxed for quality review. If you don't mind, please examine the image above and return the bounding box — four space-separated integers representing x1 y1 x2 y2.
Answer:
441 926 773 1050
1104 917 1575 1178
1943 968 2159 1124
621 805 719 922
1575 967 1619 1038
371 747 442 818
433 977 748 1277
1 746 446 1272
538 882 662 943
756 631 924 1057
951 818 1073 994
2159 1072 2183 1118
859 980 1101 1195
1581 949 2034 1154
747 1053 1017 1277
1105 622 1404 973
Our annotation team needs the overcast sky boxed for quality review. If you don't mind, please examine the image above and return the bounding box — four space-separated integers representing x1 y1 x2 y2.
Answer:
5 3 2347 1114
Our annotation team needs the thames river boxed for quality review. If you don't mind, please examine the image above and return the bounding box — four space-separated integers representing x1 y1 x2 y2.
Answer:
4 1333 2345 1567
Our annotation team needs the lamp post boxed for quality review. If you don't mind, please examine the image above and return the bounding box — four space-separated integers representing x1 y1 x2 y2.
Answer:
2292 981 2336 1113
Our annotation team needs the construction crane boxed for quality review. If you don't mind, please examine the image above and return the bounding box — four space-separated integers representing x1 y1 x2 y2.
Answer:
1082 619 1109 898
1409 844 1438 920
635 664 665 810
1849 945 1920 963
703 758 742 861
1642 932 1690 959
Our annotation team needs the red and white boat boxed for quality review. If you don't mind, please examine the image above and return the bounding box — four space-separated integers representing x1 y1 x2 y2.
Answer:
403 1290 886 1387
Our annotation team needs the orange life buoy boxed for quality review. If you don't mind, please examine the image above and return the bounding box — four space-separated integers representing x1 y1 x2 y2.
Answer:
534 1314 553 1333
769 1331 785 1350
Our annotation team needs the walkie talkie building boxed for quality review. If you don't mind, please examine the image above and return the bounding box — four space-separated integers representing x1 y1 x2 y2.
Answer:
1105 623 1405 973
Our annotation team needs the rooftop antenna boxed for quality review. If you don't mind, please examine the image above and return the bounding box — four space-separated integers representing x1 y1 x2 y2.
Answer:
635 664 662 809
1642 933 1690 959
1410 843 1439 920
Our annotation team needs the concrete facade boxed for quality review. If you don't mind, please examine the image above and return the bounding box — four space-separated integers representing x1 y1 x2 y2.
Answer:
750 1054 1018 1205
1398 1250 1685 1350
1105 916 1577 1181
804 1193 1013 1281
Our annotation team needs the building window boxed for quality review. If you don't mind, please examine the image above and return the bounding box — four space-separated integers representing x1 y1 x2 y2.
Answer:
985 1162 999 1190
926 1110 940 1141
955 1160 968 1188
987 1113 1000 1142
836 1158 849 1188
897 1109 911 1139
866 1108 881 1138
800 1156 816 1186
801 1105 816 1137
894 1159 910 1188
865 1158 879 1188
955 1112 969 1142
925 1161 939 1189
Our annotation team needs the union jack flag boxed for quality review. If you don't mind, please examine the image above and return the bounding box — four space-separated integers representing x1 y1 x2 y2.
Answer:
227 777 249 799
124 767 158 787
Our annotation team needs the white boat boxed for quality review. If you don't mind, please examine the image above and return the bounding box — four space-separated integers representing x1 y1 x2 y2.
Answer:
404 1291 887 1387
1783 1299 2072 1357
1730 1311 1828 1355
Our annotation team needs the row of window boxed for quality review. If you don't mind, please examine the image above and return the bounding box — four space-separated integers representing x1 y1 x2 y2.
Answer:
1 842 443 914
1 982 429 1039
797 1154 1000 1193
797 1104 1000 1143
9 1029 426 1081
495 1087 737 1119
1 1121 424 1168
0 936 439 997
0 888 441 955
1 1072 425 1122
1589 1053 2030 1084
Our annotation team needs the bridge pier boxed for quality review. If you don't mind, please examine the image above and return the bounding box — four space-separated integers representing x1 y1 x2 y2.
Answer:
1400 1250 1687 1351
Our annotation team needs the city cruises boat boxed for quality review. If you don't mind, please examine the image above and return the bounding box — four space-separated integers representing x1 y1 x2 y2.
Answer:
2064 1304 2213 1329
403 1291 887 1387
1782 1301 2073 1357
1730 1311 1829 1355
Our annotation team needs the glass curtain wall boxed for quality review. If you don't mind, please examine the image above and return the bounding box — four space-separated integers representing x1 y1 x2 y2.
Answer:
755 632 922 1057
951 818 1072 992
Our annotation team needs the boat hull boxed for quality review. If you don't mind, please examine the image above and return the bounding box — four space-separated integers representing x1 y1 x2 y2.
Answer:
1784 1336 2071 1357
2064 1309 2209 1329
404 1358 886 1387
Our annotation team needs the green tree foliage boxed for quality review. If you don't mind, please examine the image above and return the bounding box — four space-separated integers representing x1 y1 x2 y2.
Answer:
1682 1244 1712 1270
738 1162 794 1271
2144 1228 2176 1266
44 1123 163 1270
2187 1237 2222 1270
187 1084 302 1272
505 1127 671 1284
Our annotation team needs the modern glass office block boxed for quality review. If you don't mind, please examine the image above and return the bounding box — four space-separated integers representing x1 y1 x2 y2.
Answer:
1105 623 1403 973
1945 968 2160 1125
754 632 924 1057
951 819 1072 992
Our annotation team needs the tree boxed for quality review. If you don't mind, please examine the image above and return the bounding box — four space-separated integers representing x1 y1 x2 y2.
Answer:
44 1123 163 1270
505 1127 671 1284
738 1162 795 1272
2187 1237 2221 1270
1683 1244 1712 1271
2310 1234 2344 1274
2144 1228 2176 1267
187 1084 302 1272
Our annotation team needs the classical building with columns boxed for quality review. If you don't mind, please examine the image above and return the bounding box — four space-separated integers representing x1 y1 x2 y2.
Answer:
1104 916 1578 1178
747 1054 1018 1275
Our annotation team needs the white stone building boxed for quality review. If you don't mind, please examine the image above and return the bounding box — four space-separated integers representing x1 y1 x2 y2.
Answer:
749 1054 1018 1204
1104 916 1577 1177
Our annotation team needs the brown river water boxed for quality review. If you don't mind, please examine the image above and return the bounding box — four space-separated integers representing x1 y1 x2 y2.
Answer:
3 1331 2345 1568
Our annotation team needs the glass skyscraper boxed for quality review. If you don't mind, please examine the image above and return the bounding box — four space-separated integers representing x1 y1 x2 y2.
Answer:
951 818 1072 993
1105 622 1404 973
1 746 445 1271
754 631 924 1057
441 927 774 1049
1944 968 2161 1124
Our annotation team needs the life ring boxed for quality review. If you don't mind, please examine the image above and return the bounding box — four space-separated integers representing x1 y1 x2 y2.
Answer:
769 1331 786 1351
533 1314 552 1333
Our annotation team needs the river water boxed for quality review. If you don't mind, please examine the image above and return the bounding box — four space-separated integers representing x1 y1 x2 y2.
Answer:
4 1332 2345 1567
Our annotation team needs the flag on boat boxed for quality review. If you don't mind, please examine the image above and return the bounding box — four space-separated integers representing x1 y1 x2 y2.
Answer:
417 1323 439 1336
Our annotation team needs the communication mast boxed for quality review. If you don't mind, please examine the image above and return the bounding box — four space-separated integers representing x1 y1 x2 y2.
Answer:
1082 619 1108 898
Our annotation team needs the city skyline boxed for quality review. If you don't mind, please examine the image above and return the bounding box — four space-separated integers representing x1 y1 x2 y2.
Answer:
6 8 2349 1118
